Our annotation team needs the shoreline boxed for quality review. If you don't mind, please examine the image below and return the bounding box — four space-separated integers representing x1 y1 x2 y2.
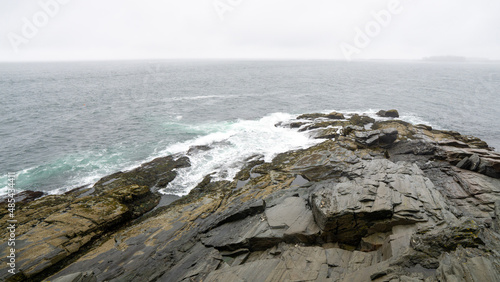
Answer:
0 109 453 199
2 109 500 281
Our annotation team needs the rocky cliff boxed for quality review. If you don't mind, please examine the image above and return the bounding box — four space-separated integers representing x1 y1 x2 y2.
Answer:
2 111 500 282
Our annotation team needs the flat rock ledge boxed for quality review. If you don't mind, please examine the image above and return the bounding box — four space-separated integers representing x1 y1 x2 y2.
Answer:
2 111 500 282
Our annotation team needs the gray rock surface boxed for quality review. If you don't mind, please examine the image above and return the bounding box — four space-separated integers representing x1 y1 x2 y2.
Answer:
51 271 97 282
2 110 500 282
355 128 399 147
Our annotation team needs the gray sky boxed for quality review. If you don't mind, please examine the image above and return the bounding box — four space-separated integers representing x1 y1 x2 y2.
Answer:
1 0 499 61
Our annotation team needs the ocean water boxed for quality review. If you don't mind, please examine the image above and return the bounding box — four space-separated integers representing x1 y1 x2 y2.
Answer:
1 60 499 196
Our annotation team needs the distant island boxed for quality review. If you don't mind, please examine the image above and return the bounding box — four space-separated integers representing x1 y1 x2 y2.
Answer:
422 56 495 62
422 56 467 62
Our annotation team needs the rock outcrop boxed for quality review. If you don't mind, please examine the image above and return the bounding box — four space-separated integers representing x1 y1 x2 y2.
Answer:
2 110 500 282
377 109 400 118
0 155 189 281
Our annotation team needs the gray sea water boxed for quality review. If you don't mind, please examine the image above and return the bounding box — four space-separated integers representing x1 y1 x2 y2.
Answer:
1 60 499 195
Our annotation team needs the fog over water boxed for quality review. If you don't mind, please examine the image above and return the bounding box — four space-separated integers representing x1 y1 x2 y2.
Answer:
1 0 499 61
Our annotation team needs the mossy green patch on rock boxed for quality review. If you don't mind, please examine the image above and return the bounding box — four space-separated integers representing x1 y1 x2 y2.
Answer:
411 219 484 258
349 114 375 126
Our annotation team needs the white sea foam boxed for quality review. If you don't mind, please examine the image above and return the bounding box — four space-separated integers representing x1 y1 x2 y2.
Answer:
1 110 435 198
167 95 228 102
158 112 322 196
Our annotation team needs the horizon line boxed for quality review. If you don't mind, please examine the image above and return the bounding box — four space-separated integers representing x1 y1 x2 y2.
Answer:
0 57 498 63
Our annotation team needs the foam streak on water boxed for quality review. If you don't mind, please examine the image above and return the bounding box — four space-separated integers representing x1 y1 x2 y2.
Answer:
159 113 321 196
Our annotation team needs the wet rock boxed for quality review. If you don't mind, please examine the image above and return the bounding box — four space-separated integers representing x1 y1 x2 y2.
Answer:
93 155 190 191
289 121 307 128
296 113 328 120
377 109 400 118
187 145 211 155
296 112 345 121
234 156 265 181
299 120 345 132
0 190 44 204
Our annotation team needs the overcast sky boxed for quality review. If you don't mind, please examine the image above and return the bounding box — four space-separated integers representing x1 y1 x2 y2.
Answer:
1 0 499 61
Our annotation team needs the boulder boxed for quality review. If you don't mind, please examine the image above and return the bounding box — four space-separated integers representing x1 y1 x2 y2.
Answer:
349 114 375 126
187 145 211 155
289 121 306 128
326 112 345 120
377 109 400 118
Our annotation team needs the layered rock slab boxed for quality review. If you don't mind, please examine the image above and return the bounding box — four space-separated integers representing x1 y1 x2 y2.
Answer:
310 159 450 245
